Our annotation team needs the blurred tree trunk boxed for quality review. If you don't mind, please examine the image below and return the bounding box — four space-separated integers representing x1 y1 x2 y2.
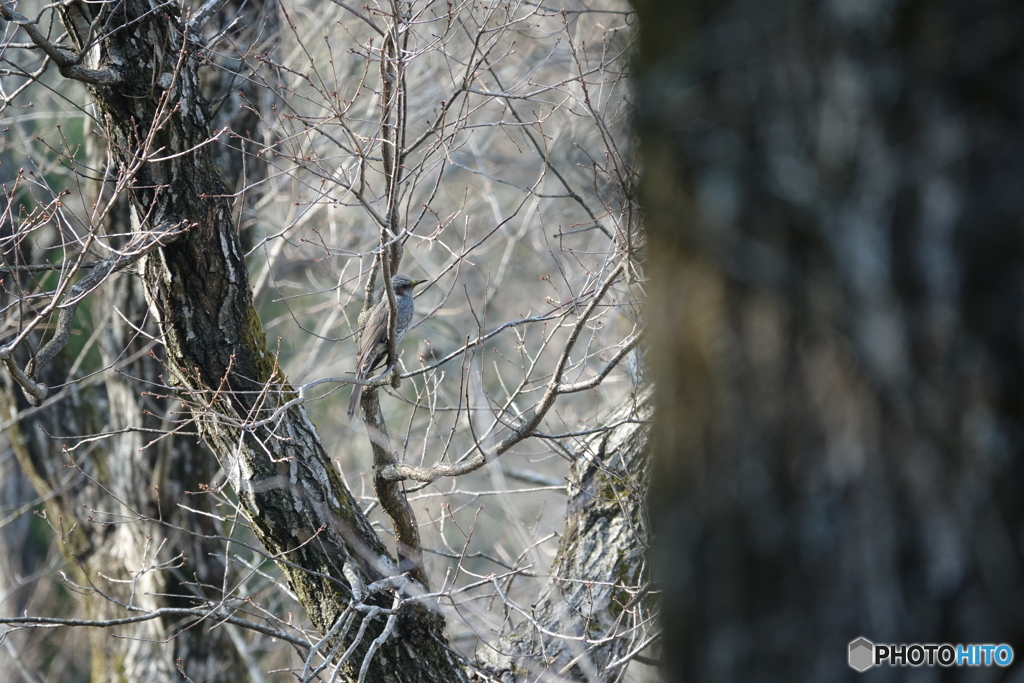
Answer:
635 0 1024 681
0 237 246 682
203 0 281 252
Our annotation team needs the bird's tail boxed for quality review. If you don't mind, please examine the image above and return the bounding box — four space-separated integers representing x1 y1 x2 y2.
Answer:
347 382 363 418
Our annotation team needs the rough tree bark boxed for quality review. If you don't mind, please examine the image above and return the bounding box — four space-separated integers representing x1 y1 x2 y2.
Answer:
636 1 1024 681
478 386 653 681
0 4 280 672
0 0 469 680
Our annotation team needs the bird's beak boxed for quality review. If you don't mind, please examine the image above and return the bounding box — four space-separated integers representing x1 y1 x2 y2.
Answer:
411 279 426 288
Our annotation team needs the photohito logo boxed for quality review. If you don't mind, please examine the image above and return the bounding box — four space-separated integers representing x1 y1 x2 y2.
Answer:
848 637 1014 671
849 638 874 672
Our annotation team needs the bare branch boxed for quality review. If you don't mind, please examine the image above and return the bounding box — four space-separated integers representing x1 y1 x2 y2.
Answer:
0 3 122 84
377 263 627 484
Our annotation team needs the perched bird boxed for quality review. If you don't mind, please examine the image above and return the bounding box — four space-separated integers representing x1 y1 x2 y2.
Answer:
347 274 425 418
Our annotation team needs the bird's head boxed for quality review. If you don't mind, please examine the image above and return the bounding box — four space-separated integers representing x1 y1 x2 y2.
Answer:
391 274 425 294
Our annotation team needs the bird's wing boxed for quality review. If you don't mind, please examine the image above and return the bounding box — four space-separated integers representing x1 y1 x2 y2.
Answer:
354 299 391 377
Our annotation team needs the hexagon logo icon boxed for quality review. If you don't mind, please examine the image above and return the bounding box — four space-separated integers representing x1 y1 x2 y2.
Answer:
849 637 874 672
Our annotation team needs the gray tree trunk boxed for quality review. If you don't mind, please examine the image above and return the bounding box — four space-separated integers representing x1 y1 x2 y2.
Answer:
0 7 275 671
43 1 468 680
479 387 653 681
635 0 1024 681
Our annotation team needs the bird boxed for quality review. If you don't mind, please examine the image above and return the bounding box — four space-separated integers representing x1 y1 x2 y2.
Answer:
347 274 425 418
